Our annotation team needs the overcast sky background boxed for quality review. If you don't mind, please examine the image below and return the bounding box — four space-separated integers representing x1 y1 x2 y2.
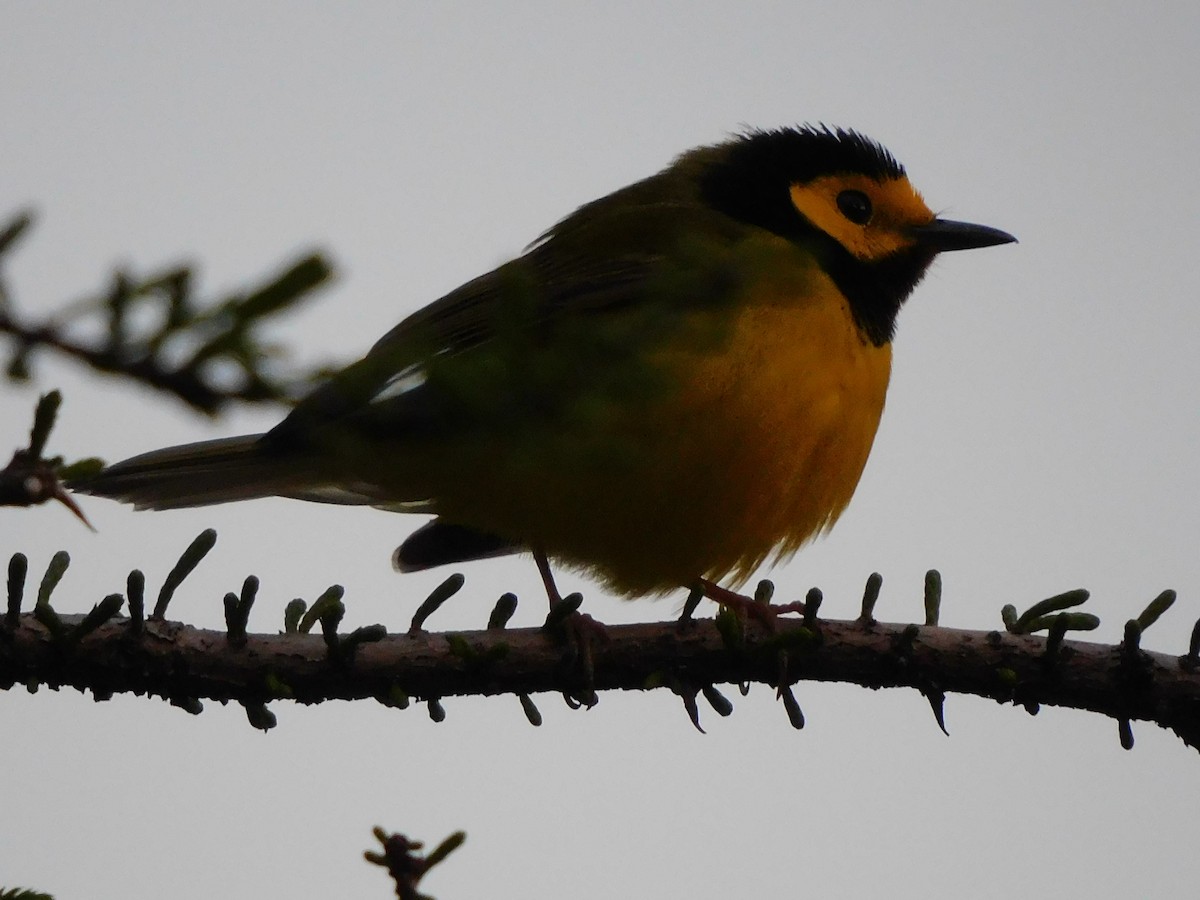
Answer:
3 3 1199 898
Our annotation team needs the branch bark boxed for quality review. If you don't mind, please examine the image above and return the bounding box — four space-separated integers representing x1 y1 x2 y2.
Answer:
3 608 1198 750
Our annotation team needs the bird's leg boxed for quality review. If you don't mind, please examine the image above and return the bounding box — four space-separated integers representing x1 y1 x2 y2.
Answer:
534 548 564 608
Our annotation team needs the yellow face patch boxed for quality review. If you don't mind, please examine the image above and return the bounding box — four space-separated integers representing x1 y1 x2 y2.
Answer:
789 174 935 262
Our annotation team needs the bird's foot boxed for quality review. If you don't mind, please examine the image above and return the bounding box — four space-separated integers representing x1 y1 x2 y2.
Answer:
697 579 786 629
535 550 609 706
542 594 610 708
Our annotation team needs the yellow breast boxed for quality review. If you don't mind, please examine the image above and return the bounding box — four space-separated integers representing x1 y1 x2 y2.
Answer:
613 267 893 592
417 253 892 596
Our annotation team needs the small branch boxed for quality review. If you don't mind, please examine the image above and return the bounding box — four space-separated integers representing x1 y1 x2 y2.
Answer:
0 210 336 415
365 827 465 900
0 391 96 527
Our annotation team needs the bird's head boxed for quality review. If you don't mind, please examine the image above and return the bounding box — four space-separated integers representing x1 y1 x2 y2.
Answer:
697 125 1015 344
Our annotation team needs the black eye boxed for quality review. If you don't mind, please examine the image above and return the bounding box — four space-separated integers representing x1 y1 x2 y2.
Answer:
836 189 872 225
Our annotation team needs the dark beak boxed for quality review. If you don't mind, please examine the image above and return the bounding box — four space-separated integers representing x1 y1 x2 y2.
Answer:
911 218 1017 252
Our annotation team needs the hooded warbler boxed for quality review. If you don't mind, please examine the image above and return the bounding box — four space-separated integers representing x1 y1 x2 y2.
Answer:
73 125 1015 599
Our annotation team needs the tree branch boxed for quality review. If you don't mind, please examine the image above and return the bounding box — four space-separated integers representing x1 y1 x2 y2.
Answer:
0 209 336 415
3 585 1198 751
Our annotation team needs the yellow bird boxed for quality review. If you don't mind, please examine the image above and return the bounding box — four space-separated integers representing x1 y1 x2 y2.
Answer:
73 126 1014 602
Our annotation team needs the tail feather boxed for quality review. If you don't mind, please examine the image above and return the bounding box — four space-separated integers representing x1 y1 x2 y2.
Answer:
70 434 312 511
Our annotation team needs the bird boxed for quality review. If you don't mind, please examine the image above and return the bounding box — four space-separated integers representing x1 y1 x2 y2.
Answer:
72 125 1015 604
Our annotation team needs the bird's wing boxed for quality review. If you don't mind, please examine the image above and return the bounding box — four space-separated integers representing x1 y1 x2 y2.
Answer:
269 194 745 444
269 250 660 442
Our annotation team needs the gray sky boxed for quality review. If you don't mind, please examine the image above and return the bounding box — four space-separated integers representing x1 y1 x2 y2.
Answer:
3 3 1199 898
